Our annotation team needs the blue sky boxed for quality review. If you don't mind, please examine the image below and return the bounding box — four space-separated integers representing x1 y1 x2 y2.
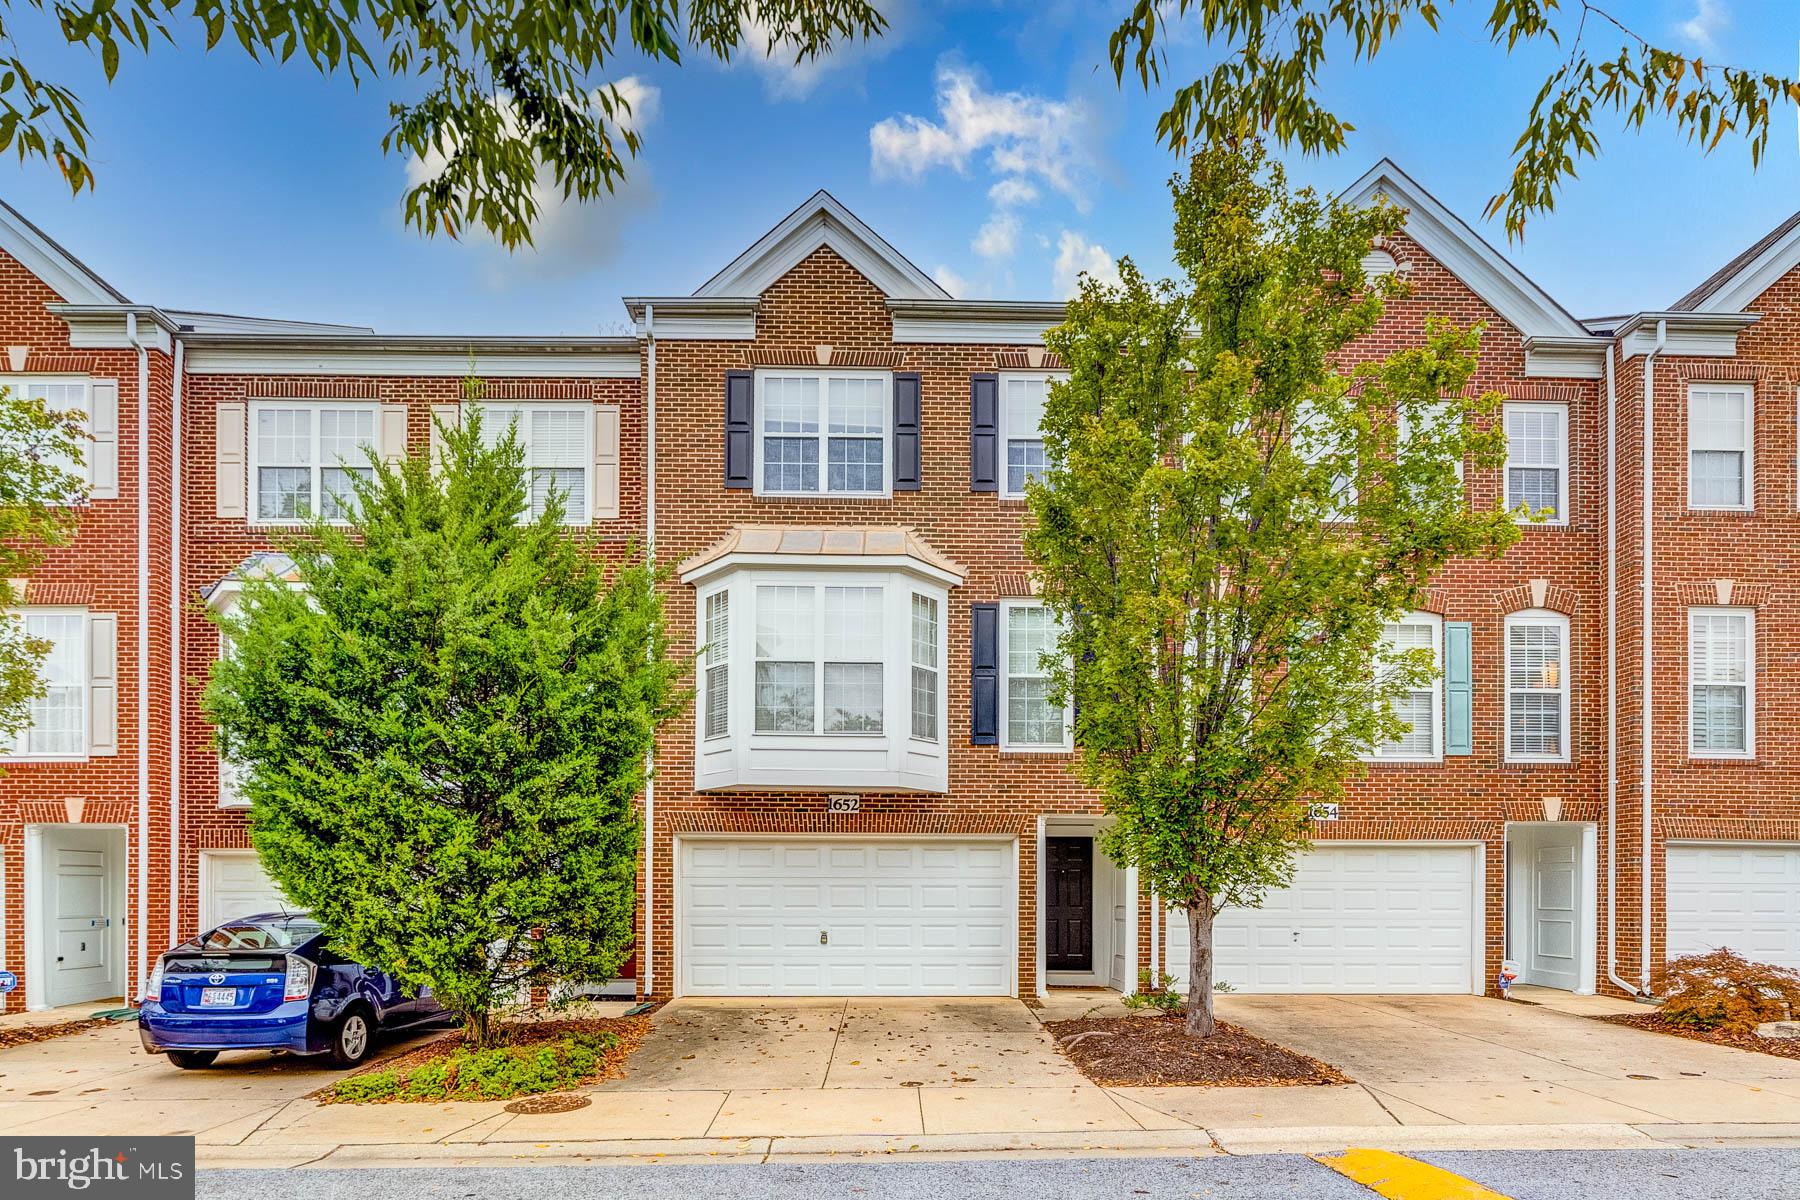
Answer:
1 0 1795 332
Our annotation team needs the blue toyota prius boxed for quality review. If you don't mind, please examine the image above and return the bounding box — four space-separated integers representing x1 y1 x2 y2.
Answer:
138 912 446 1069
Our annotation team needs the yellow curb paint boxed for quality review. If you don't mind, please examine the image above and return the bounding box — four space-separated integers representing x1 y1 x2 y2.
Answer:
1313 1147 1514 1200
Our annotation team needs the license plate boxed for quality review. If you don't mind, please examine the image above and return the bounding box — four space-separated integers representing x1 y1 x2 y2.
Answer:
199 987 237 1007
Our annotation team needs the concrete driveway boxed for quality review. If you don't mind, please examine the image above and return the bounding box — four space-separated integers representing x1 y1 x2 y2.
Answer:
1214 993 1800 1127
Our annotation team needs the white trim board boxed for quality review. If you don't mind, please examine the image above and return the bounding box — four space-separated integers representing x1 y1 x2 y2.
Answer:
694 191 949 302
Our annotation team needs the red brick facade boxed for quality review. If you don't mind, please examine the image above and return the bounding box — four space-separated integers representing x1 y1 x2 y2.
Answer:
3 167 1798 1011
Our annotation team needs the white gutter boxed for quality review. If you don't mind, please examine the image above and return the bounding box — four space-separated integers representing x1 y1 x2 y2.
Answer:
127 312 150 999
1603 343 1639 997
642 302 656 998
168 336 184 945
1638 319 1666 994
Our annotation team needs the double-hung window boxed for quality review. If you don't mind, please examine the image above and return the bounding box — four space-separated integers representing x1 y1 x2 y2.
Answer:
911 594 940 740
10 610 86 757
753 584 885 734
1000 373 1059 498
3 376 92 491
702 591 730 739
756 371 889 497
1505 610 1569 762
1688 383 1752 510
251 401 378 522
476 404 592 523
1371 612 1442 761
1398 400 1463 486
1504 403 1567 524
1002 602 1069 749
1689 607 1753 758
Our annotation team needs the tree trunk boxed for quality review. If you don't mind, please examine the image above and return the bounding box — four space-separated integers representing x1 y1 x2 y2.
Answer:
1184 897 1217 1037
460 1006 495 1049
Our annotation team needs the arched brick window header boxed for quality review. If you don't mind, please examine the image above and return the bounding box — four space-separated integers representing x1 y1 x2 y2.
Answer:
1497 578 1578 615
1674 580 1771 607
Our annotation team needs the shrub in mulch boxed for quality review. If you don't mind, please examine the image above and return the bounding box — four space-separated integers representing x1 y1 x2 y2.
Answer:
318 1015 650 1104
1045 1014 1350 1088
1652 949 1800 1035
0 1017 115 1051
1598 1012 1800 1062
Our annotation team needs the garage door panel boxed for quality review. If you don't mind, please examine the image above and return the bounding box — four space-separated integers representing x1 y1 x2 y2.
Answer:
1164 844 1477 994
680 838 1014 996
1667 843 1800 970
199 851 290 931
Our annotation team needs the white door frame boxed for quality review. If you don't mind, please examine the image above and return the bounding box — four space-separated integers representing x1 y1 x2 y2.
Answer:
1505 821 1598 995
1039 817 1137 995
670 832 1021 1000
24 824 129 1012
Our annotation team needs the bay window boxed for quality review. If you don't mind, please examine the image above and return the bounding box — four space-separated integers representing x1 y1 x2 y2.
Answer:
754 370 890 497
911 594 939 741
250 401 378 522
1689 607 1753 758
1505 609 1570 762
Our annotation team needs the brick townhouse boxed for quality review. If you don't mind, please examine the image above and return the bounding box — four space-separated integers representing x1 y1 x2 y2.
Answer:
2 159 1797 1012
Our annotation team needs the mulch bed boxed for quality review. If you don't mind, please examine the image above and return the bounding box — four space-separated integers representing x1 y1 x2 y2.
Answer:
0 1017 116 1051
1044 1014 1350 1087
1597 1011 1800 1061
312 1014 652 1103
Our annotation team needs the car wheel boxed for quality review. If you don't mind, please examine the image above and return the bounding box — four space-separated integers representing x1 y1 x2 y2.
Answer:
166 1050 218 1069
329 1006 375 1068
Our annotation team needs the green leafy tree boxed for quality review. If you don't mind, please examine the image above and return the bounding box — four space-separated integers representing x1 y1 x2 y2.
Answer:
1107 0 1800 238
0 385 88 751
203 396 680 1046
6 0 884 247
1025 145 1519 1037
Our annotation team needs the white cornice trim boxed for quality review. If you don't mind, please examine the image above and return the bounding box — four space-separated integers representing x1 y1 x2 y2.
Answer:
1340 159 1587 340
183 337 640 378
1522 336 1608 379
693 191 949 301
888 299 1065 346
1611 311 1759 359
622 297 758 340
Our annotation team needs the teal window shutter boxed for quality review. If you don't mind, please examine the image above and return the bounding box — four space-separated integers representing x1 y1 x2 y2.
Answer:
1445 621 1473 756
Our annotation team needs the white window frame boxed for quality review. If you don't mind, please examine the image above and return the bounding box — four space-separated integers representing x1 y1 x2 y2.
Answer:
247 400 380 526
701 590 730 741
1503 402 1568 526
999 600 1072 752
474 402 595 525
1368 611 1443 763
4 607 88 760
1503 608 1571 764
910 592 940 743
1399 400 1463 485
1688 606 1755 760
1687 382 1753 512
2 375 93 496
751 369 892 499
998 371 1064 500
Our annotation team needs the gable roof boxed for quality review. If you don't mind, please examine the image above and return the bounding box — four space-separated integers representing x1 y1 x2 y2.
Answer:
0 198 128 304
1670 209 1800 313
1339 160 1588 340
693 190 949 301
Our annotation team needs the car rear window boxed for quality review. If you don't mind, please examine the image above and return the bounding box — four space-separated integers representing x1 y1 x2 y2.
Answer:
199 917 321 952
164 954 286 973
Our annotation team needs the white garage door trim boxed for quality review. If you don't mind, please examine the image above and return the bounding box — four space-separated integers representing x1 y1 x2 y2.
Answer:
197 850 290 933
675 835 1018 997
1163 841 1486 995
1666 841 1800 970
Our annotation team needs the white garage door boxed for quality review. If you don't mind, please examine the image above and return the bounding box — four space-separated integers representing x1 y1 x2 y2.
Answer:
1164 844 1479 994
679 839 1014 996
199 850 290 931
1667 843 1800 970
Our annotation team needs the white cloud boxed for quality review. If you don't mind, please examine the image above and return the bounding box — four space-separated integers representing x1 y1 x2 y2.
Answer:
932 264 974 299
1677 0 1729 50
1052 230 1120 299
988 178 1039 207
868 63 1096 210
973 211 1020 260
403 77 660 282
737 3 906 101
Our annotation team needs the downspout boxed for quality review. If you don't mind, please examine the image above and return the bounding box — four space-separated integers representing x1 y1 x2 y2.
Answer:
642 303 656 997
1603 342 1639 997
127 312 150 1000
1638 319 1668 995
168 336 184 945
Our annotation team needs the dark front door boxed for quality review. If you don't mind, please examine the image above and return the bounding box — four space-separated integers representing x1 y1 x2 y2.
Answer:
1045 837 1094 972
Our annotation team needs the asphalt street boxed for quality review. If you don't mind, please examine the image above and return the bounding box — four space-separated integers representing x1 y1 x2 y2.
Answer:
199 1147 1800 1199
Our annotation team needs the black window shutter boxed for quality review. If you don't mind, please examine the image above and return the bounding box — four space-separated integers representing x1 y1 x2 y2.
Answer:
970 373 998 492
971 602 999 744
724 370 754 489
893 372 922 491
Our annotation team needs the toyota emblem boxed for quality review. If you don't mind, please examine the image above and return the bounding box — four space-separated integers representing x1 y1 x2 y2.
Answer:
207 972 226 985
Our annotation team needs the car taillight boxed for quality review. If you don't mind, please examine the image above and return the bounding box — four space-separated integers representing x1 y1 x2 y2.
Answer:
283 955 315 1002
142 956 166 1002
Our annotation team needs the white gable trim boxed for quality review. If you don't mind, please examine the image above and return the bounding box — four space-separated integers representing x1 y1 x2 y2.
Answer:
0 200 127 305
1683 219 1800 314
694 191 949 302
1340 160 1587 340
